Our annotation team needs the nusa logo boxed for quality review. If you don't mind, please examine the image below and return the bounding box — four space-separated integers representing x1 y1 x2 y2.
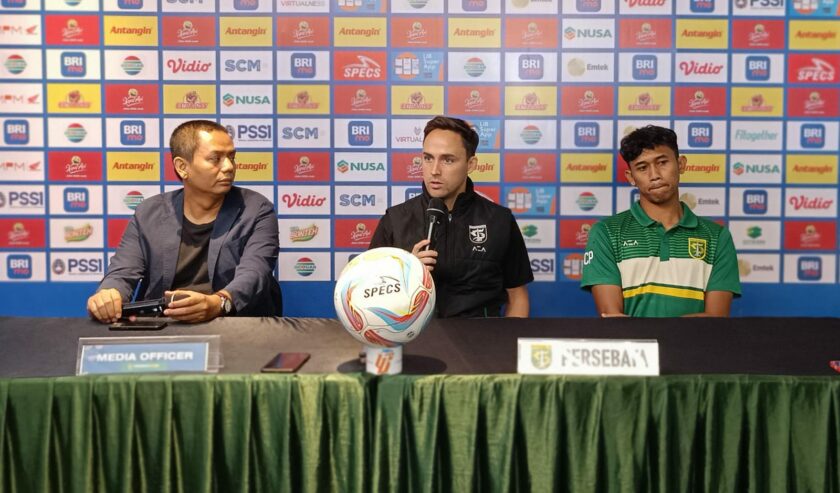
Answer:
4 119 29 145
7 254 32 279
60 52 86 77
574 122 599 147
348 121 373 146
688 122 713 148
63 187 89 212
291 53 316 78
800 124 825 149
120 120 145 145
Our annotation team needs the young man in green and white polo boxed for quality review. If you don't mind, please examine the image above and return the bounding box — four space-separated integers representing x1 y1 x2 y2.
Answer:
580 125 741 317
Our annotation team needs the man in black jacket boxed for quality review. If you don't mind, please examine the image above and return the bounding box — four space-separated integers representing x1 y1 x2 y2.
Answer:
370 116 533 318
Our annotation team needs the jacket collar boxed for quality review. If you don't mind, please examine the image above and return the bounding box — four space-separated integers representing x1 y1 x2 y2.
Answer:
631 199 698 229
420 177 477 216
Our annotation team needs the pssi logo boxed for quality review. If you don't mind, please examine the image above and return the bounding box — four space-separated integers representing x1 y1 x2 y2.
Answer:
632 55 657 80
61 52 86 77
348 120 373 146
3 119 29 145
291 53 316 79
800 124 825 149
530 256 555 274
746 56 770 82
63 187 89 212
574 122 599 147
518 54 544 80
688 122 712 148
6 255 32 279
743 190 768 214
120 120 146 145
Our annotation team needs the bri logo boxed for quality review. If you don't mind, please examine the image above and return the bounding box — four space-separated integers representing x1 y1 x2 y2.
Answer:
405 187 422 201
348 121 373 146
689 0 713 13
60 52 86 78
6 254 32 279
573 122 599 147
632 55 657 80
576 0 601 11
63 187 89 212
234 0 259 9
120 120 146 146
797 256 822 281
687 122 712 148
291 53 316 79
3 119 29 145
745 56 770 82
518 54 544 80
117 0 143 8
743 190 768 215
800 124 825 149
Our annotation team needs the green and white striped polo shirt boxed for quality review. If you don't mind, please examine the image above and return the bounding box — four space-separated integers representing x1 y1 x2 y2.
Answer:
580 201 741 317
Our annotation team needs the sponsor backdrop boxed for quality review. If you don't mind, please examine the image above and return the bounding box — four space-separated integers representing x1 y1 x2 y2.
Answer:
1 0 839 317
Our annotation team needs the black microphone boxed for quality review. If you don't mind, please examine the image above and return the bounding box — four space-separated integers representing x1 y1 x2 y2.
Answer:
424 198 447 251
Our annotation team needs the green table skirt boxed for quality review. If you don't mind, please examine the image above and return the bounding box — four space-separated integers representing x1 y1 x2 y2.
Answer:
1 374 839 493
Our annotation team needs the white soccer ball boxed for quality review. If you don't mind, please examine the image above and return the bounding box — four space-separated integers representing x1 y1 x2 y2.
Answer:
334 247 436 348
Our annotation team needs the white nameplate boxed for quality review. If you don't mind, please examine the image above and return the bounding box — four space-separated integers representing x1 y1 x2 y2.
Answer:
517 338 660 376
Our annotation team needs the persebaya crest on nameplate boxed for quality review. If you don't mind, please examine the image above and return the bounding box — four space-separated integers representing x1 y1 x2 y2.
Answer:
517 338 660 376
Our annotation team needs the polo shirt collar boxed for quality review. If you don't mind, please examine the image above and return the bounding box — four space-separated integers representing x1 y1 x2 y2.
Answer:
630 200 698 229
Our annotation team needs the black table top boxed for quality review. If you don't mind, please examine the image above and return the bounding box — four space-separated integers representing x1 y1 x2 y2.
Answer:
1 316 839 377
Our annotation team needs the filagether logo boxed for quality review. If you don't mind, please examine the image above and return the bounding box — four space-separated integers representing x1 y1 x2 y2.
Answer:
122 88 144 109
515 92 547 111
741 94 773 113
59 90 91 109
63 19 83 42
176 91 208 109
351 89 372 110
287 91 319 110
797 58 835 82
464 90 484 112
177 21 199 42
750 24 770 46
628 92 660 111
687 90 710 112
578 90 600 112
521 22 543 43
400 91 432 111
406 21 427 43
636 22 657 45
804 91 826 113
294 155 314 175
293 21 314 42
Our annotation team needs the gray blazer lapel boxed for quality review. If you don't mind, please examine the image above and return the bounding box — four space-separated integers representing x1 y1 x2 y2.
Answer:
208 189 243 282
160 191 184 291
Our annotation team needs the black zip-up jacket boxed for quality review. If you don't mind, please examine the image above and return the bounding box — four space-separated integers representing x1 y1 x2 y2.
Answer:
370 179 533 318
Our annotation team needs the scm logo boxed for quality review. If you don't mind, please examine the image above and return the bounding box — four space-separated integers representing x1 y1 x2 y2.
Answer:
224 59 261 72
339 194 376 206
281 126 318 140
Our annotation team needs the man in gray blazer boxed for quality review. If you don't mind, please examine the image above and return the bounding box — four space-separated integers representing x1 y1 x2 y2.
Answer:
87 120 282 323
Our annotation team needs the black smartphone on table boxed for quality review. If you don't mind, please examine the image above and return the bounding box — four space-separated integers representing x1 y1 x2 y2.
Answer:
261 352 310 373
109 320 168 331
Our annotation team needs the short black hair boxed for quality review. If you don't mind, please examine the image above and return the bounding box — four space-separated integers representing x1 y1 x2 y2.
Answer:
423 116 479 159
619 125 680 164
169 120 228 181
